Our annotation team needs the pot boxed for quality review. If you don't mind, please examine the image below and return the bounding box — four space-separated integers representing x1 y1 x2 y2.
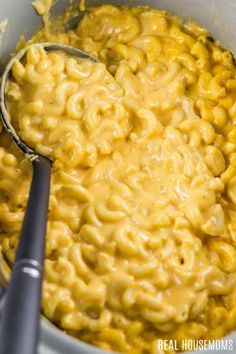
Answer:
0 1 235 353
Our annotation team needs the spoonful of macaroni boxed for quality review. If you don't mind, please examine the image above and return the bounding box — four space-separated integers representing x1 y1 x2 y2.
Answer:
0 42 97 354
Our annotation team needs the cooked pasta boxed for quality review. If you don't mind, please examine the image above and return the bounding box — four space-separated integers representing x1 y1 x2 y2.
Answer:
1 4 236 353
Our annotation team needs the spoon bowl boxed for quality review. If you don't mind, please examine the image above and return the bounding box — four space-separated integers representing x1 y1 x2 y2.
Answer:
0 42 97 159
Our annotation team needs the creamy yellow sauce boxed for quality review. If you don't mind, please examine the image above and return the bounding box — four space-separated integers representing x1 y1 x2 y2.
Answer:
1 4 236 354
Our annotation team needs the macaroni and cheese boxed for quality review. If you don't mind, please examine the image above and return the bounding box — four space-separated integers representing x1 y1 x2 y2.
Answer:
1 4 236 353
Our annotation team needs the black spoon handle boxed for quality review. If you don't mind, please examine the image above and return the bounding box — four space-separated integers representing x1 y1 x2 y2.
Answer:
0 155 51 354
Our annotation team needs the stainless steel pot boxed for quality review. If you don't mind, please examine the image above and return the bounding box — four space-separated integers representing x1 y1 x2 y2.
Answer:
0 1 235 353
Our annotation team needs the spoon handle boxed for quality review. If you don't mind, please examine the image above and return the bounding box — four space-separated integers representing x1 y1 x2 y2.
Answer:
0 156 51 354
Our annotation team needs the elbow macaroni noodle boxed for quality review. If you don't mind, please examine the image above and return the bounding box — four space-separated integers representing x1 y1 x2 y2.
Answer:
1 4 236 353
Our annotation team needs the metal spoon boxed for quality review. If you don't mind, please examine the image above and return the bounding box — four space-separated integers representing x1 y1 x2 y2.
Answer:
0 42 97 354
